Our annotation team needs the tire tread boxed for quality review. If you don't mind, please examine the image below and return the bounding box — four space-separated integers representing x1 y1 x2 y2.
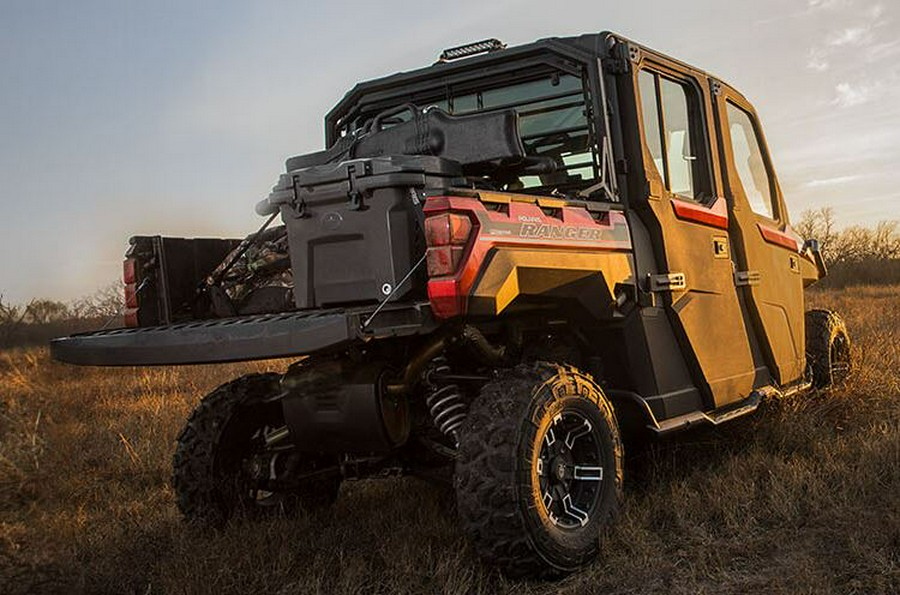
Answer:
455 362 623 578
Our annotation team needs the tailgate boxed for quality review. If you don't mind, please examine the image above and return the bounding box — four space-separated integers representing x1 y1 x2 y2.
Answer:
50 303 435 366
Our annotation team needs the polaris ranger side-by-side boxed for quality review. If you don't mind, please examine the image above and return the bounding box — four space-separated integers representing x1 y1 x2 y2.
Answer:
51 33 851 577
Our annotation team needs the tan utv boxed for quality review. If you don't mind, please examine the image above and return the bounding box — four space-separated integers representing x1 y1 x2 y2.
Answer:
52 32 852 577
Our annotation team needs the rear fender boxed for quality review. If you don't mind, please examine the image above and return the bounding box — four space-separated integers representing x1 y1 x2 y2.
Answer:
424 193 634 319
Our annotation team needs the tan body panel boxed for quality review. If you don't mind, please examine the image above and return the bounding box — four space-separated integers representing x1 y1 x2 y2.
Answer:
630 56 756 407
712 87 806 385
469 248 634 317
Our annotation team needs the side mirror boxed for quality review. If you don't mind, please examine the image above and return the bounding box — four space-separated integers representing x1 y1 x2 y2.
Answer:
802 238 828 279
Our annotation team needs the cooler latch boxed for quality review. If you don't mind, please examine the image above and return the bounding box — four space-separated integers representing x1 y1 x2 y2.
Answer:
347 161 373 211
290 174 308 218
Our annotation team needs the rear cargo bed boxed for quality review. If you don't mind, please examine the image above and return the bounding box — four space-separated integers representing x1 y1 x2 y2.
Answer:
50 303 435 366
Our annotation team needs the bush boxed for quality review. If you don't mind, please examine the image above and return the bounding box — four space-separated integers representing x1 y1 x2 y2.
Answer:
0 283 123 349
795 208 900 288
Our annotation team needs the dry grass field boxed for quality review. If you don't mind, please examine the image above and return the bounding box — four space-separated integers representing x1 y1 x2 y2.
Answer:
1 287 898 594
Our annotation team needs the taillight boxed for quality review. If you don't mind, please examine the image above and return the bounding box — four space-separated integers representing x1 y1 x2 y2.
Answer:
124 283 138 308
424 208 475 318
123 258 137 284
426 246 466 277
425 212 473 277
427 278 465 319
123 309 139 328
425 212 472 247
123 258 140 327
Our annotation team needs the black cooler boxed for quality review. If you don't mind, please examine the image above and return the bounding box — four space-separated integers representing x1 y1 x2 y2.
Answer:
262 155 463 310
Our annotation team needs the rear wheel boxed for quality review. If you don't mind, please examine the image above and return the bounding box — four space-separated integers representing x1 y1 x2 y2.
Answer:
455 363 623 578
805 309 852 388
173 373 340 525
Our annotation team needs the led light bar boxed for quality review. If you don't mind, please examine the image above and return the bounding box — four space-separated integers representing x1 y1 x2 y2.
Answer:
438 39 506 62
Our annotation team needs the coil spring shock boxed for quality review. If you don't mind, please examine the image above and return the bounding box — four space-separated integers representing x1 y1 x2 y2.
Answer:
424 356 468 445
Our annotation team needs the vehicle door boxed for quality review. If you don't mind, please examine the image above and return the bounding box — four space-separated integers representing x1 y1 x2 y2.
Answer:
712 85 806 386
631 58 756 408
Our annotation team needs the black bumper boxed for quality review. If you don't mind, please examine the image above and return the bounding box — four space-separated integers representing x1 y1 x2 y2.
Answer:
50 303 435 366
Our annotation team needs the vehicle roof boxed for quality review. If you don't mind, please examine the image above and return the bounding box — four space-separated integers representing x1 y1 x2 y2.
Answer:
324 31 748 144
324 33 609 144
611 33 750 104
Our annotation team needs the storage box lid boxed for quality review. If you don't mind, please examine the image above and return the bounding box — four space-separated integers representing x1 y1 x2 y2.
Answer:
295 154 461 182
261 155 463 214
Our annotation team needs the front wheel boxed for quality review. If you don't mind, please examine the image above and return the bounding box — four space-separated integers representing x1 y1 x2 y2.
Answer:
455 363 624 578
806 309 852 388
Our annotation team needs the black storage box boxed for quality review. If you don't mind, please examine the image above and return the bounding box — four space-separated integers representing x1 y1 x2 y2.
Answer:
265 155 463 309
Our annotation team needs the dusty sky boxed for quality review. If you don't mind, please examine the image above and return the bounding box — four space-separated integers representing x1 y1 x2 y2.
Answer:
1 0 897 303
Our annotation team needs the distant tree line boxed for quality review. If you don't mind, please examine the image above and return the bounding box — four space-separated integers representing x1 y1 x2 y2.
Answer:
0 283 123 348
795 207 900 288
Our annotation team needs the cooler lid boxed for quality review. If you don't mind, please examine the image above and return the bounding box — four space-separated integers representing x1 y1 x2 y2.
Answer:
262 155 462 214
293 154 461 184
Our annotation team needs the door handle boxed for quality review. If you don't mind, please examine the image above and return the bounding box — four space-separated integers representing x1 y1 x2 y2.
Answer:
713 236 729 259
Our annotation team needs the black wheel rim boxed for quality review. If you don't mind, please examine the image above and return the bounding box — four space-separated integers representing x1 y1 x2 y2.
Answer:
830 334 851 382
216 404 288 509
535 410 604 530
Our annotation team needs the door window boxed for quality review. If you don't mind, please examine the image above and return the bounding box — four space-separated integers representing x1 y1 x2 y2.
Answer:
726 103 776 219
638 70 711 202
638 71 664 179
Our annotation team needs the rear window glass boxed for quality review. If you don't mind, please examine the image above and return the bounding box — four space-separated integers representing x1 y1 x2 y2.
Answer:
341 71 601 196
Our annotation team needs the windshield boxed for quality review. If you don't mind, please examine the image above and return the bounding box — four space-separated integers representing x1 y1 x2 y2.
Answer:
337 69 604 197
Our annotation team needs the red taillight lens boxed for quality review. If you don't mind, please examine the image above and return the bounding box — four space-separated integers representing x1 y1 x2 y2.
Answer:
425 212 473 278
426 245 466 277
425 213 472 247
124 309 139 328
123 258 140 326
123 258 137 284
427 278 465 319
124 283 138 308
423 200 477 319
